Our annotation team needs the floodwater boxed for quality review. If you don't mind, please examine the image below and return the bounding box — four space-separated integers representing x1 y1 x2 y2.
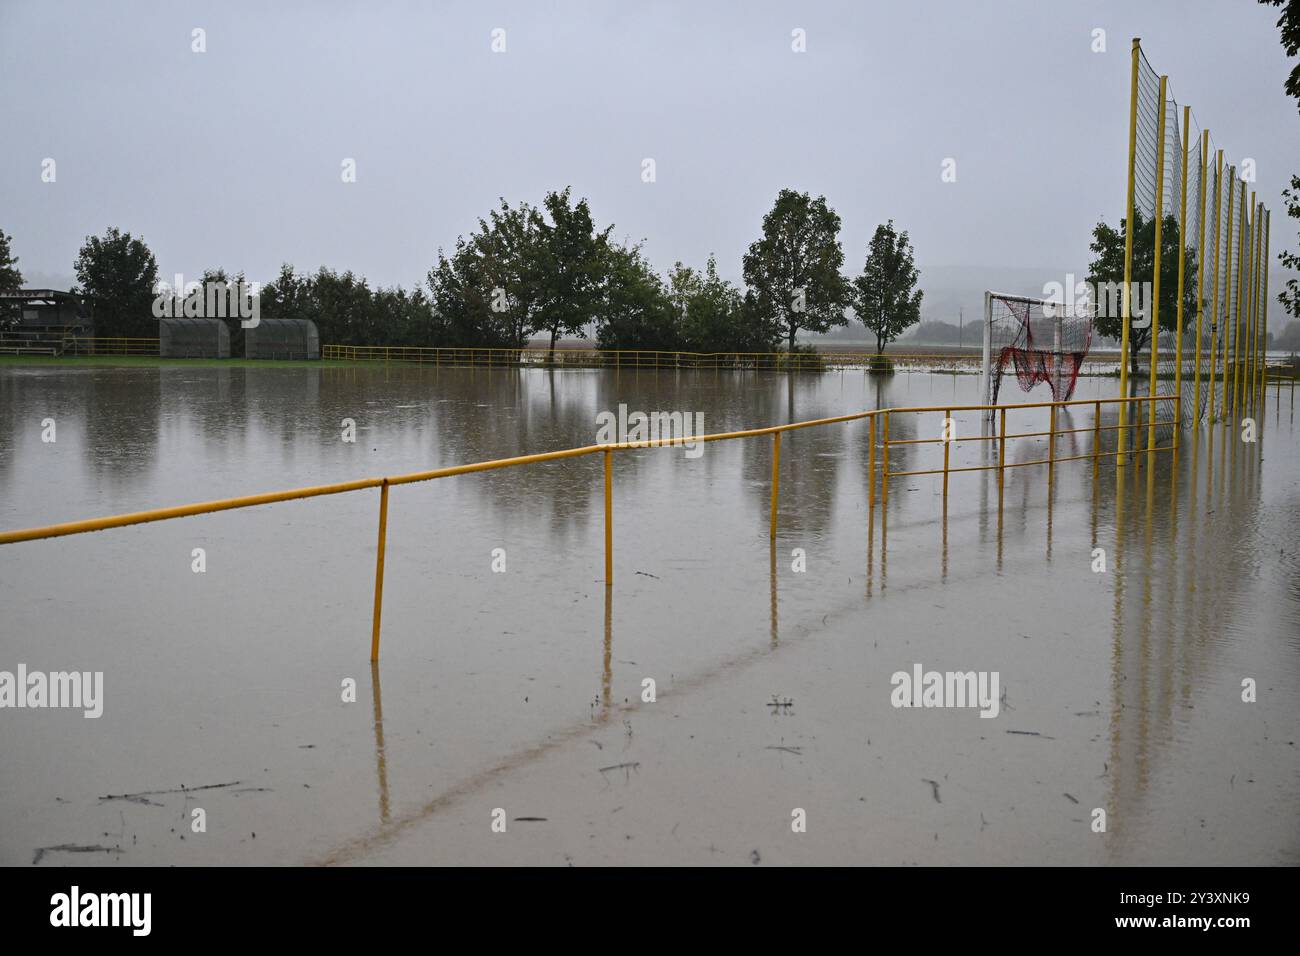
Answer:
0 364 1297 866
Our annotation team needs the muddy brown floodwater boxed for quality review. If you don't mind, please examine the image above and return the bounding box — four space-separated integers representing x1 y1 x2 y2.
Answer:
1 364 1297 866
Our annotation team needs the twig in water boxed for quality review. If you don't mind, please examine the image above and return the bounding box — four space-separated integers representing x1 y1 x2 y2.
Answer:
99 780 242 804
32 844 123 866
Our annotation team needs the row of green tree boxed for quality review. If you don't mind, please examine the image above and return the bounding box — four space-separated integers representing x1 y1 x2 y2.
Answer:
3 188 1297 368
0 188 925 355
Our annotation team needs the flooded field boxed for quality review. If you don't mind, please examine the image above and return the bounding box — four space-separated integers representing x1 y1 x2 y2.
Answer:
1 364 1297 866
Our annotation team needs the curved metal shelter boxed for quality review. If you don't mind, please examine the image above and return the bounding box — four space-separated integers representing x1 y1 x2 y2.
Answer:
244 318 319 360
159 317 230 358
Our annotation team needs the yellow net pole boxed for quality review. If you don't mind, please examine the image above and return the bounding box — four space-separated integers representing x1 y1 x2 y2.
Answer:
1208 151 1223 424
1193 129 1209 423
1119 38 1142 462
1247 200 1260 407
1174 104 1190 438
1220 170 1236 424
1260 209 1271 404
1148 75 1168 460
1231 182 1247 421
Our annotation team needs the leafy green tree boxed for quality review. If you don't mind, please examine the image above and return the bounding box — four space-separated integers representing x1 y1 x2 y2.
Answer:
742 189 850 351
1276 175 1300 324
372 285 438 347
594 243 680 351
1258 2 1299 326
428 198 547 350
0 228 23 331
259 264 439 349
851 220 923 354
428 189 616 354
73 227 159 337
536 188 612 356
307 267 378 344
1259 0 1300 115
0 228 22 292
672 256 760 353
1086 210 1197 389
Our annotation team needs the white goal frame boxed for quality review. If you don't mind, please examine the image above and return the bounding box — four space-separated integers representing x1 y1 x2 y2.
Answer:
980 290 1074 422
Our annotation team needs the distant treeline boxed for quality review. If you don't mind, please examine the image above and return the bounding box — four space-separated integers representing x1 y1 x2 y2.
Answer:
4 199 1297 357
0 189 926 355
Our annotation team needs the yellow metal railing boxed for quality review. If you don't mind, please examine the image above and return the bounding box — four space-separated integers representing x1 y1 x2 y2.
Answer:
0 393 1178 661
65 336 160 355
882 396 1175 508
319 343 1129 371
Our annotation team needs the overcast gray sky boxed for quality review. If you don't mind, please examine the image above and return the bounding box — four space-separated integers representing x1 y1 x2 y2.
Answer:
2 0 1296 317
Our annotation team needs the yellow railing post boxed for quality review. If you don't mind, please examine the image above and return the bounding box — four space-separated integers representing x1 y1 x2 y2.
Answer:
369 480 390 662
867 415 876 518
942 409 950 498
769 432 781 539
881 412 890 508
1048 402 1057 488
998 406 1006 489
604 449 613 585
1093 400 1101 482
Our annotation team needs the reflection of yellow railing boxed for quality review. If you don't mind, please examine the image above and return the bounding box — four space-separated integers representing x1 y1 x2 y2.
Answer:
0 394 1177 661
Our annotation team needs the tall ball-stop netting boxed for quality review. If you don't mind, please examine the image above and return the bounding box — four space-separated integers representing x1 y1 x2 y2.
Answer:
985 294 1094 407
1131 47 1268 430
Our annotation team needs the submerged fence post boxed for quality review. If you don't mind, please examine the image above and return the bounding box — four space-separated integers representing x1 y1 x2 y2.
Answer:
998 406 1006 489
604 449 613 585
1093 401 1101 482
881 412 890 508
1048 403 1057 488
942 409 951 498
770 431 781 539
868 415 876 518
370 479 390 662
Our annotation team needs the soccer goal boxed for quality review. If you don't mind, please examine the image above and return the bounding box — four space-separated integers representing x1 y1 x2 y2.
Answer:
979 291 1095 420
